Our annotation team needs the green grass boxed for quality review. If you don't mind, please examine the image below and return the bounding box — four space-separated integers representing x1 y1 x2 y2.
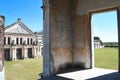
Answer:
5 58 43 80
5 48 118 80
94 48 118 70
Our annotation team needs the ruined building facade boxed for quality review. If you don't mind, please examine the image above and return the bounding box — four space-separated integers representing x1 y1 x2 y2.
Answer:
4 19 43 61
42 0 120 77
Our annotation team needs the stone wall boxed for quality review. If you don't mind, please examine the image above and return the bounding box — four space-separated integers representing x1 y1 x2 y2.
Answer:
49 0 73 74
43 0 120 76
48 0 91 74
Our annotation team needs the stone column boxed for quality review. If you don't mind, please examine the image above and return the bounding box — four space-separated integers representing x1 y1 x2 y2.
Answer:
37 46 40 57
6 37 8 45
10 47 13 60
12 48 16 61
12 48 14 61
32 46 36 58
14 37 16 45
32 47 34 58
117 7 120 72
0 16 4 72
15 48 16 60
34 48 37 57
41 0 51 77
39 46 42 57
24 48 28 59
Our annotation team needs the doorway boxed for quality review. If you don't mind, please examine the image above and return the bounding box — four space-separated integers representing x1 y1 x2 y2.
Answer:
17 48 22 59
90 10 118 70
28 48 32 58
4 49 10 61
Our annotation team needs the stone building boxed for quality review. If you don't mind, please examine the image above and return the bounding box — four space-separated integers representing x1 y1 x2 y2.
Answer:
94 37 103 49
4 19 43 61
35 32 43 57
94 40 103 49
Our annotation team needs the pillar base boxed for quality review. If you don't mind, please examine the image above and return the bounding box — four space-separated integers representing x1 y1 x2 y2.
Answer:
24 57 28 59
12 58 16 61
39 72 50 78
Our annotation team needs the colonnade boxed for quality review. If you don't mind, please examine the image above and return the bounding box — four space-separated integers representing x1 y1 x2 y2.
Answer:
9 46 38 61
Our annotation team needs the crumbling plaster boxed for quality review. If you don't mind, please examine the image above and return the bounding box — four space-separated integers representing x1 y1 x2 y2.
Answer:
42 0 120 76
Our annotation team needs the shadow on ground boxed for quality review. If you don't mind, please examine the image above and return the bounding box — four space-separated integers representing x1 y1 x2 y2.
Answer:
88 72 120 80
38 76 73 80
38 72 120 80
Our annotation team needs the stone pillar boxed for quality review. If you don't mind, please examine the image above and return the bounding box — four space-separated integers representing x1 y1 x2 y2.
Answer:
6 37 8 45
24 48 28 59
12 48 16 61
40 46 42 57
10 47 13 60
41 0 51 77
117 6 120 72
0 16 4 72
32 47 37 58
34 48 37 57
25 38 27 45
37 46 40 57
32 47 34 58
14 37 16 45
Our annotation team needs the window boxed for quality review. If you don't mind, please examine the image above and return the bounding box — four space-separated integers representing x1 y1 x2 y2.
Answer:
4 37 6 45
27 38 29 45
8 37 10 45
20 38 22 45
16 38 19 45
31 38 32 44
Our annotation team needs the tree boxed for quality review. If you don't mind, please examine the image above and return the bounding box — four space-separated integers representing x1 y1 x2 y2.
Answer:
94 36 100 40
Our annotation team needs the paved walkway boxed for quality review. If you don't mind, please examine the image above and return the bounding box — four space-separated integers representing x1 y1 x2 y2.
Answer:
40 68 120 80
0 67 4 80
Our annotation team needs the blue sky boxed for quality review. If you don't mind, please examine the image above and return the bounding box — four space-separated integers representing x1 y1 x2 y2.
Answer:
92 11 118 42
0 1 118 42
0 0 43 32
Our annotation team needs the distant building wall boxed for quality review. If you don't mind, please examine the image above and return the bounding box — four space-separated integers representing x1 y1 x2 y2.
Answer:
4 19 43 61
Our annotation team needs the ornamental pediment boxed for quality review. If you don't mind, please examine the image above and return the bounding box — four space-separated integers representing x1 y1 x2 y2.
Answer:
5 24 30 34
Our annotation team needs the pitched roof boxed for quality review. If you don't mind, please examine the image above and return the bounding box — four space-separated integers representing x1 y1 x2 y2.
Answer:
5 19 35 36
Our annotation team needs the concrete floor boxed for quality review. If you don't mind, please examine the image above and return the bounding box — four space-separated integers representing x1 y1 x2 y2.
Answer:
40 68 120 80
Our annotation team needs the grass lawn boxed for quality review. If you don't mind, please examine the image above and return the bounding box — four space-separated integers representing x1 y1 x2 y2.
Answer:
94 48 118 70
5 48 118 80
5 58 43 80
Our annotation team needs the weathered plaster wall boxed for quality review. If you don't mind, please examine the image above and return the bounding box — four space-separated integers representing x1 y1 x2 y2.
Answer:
43 0 120 76
73 14 91 68
49 0 92 74
71 0 91 69
77 0 120 15
50 0 73 74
